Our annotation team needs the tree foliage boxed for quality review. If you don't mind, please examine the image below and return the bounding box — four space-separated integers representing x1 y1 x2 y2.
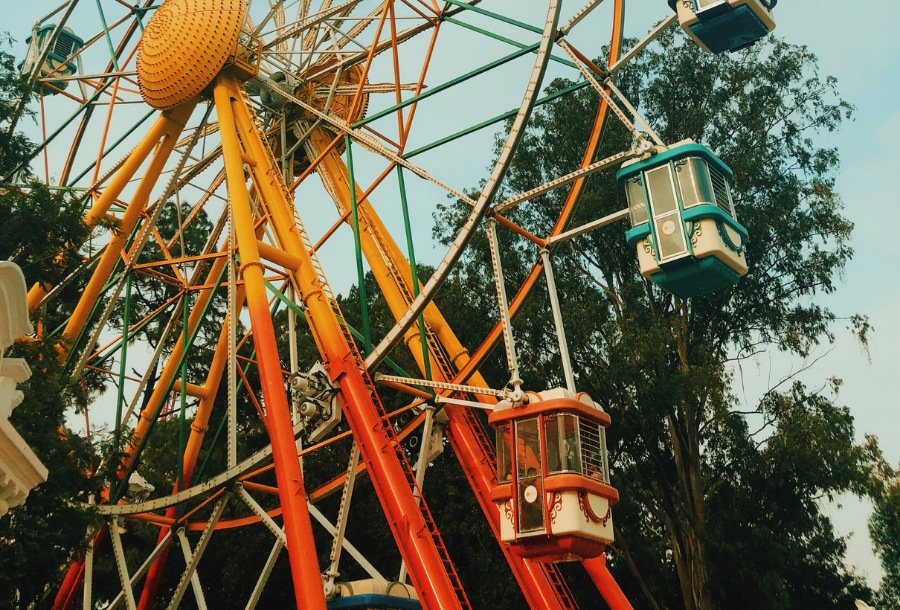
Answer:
870 460 900 608
431 31 878 609
0 38 103 610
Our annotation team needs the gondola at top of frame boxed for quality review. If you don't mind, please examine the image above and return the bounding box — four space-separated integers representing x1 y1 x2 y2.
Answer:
669 0 777 54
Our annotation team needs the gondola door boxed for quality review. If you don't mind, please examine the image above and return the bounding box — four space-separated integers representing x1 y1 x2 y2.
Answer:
514 417 546 535
645 164 690 263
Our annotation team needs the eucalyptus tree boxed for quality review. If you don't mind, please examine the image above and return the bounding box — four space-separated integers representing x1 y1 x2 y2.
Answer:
435 30 878 609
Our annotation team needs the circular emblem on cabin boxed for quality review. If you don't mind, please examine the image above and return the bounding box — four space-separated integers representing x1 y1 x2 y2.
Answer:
662 220 677 236
524 485 539 504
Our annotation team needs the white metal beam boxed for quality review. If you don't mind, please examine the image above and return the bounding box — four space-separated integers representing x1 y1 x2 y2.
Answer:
165 498 228 610
177 529 209 610
109 517 136 610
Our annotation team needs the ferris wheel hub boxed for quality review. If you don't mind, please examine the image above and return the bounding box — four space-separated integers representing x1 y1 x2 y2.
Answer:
137 0 246 110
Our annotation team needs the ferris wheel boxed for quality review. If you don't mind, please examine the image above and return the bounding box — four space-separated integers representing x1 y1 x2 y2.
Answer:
6 0 776 609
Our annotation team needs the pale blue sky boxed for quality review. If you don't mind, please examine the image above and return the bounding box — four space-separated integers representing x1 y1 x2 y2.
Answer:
4 0 898 592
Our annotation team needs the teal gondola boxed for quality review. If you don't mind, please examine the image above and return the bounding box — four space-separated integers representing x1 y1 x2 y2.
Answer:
668 0 776 54
618 140 748 298
18 25 84 94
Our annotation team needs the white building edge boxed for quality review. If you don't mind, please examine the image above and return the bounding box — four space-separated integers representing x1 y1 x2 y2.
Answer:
0 262 48 517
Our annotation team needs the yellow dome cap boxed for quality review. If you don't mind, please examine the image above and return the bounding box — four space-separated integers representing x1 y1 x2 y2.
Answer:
137 0 245 110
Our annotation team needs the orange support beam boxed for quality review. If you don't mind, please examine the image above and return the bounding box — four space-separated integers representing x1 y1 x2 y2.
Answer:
307 129 576 609
225 77 467 610
123 252 228 472
584 555 634 610
215 78 328 610
29 108 190 311
58 102 197 355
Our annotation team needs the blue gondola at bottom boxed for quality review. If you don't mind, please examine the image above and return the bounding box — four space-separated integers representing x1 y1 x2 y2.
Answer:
326 594 422 610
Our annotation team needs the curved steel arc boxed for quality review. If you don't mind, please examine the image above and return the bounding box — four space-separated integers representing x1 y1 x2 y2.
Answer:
91 421 301 516
363 0 562 371
106 411 428 533
37 1 649 608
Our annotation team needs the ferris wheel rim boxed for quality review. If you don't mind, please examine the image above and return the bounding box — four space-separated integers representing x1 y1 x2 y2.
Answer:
21 0 636 518
11 1 675 607
106 0 629 531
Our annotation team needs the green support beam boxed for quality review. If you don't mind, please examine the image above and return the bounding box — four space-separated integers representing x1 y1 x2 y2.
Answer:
112 263 227 503
115 273 131 441
352 43 539 128
345 136 373 354
178 287 189 497
445 17 575 69
397 167 432 383
442 0 543 34
403 80 590 159
95 0 121 71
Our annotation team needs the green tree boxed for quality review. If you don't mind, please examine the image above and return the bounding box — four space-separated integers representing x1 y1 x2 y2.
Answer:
0 36 103 610
870 462 900 608
433 31 878 609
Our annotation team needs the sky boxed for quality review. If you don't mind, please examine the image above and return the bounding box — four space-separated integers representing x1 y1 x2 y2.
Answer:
3 0 899 592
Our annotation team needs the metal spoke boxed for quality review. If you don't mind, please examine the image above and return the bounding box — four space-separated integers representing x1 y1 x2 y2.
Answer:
608 12 678 75
307 502 385 581
399 406 436 582
375 373 504 398
109 517 137 610
326 442 360 583
487 218 521 390
541 250 576 393
228 193 238 470
493 147 641 214
605 79 665 146
244 540 284 610
177 529 209 610
263 0 366 50
40 70 139 83
106 531 174 610
560 0 608 34
558 39 645 144
237 484 288 544
165 497 229 610
433 395 497 410
82 528 94 610
546 209 630 246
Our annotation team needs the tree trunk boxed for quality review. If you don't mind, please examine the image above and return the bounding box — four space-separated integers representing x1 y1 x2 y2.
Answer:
666 511 714 610
667 303 714 610
612 525 665 610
